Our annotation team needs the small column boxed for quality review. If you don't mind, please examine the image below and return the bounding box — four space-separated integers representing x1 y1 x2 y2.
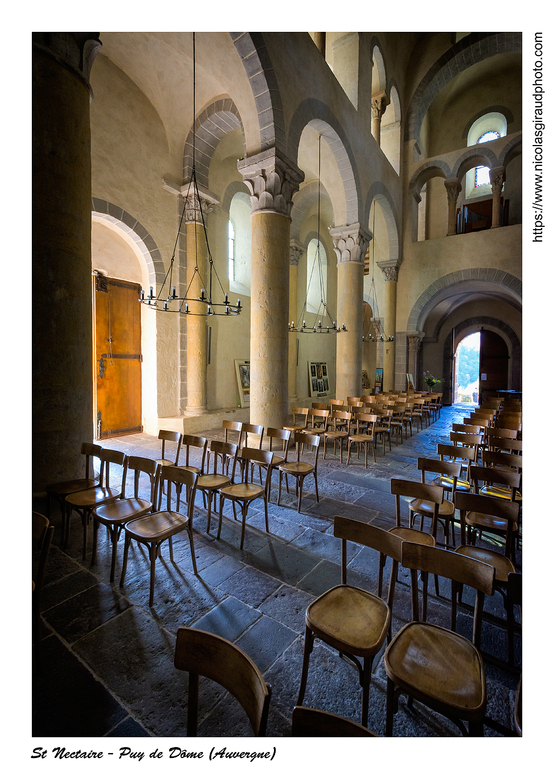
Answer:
182 191 217 415
33 32 101 494
371 91 390 146
407 333 424 390
378 261 398 392
238 148 304 429
330 224 370 402
490 166 505 228
288 241 304 401
444 178 462 236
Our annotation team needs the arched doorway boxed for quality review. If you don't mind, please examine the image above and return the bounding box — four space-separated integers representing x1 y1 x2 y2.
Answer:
453 329 509 404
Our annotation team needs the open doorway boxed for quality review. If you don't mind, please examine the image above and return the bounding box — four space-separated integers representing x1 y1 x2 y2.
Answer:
453 329 509 405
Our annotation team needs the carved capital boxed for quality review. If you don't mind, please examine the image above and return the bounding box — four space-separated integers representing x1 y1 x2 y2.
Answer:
330 223 371 264
371 90 389 120
407 333 424 352
238 147 304 217
289 239 304 266
490 166 506 195
444 178 462 205
378 260 399 282
181 184 219 224
33 32 102 91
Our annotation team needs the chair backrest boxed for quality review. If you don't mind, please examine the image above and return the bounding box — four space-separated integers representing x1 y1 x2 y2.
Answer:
329 411 352 431
180 435 208 473
390 478 443 530
452 423 481 435
401 541 494 647
482 399 503 410
473 409 497 418
464 417 491 428
289 407 309 427
454 490 520 556
156 465 199 517
485 427 518 441
158 430 182 464
240 423 264 450
291 706 378 737
418 456 462 486
437 443 475 466
81 442 102 478
266 427 292 456
469 464 521 499
234 447 274 488
353 412 379 433
334 516 403 590
347 396 362 405
293 432 321 462
329 399 344 407
450 432 482 446
488 436 523 454
99 448 126 487
482 449 522 472
222 421 243 445
208 440 238 475
174 627 271 737
122 455 158 504
308 409 329 428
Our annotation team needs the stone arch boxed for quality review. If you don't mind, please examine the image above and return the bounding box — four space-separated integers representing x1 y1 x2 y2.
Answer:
499 134 523 168
408 160 452 198
364 182 400 267
452 145 499 181
287 102 361 224
290 181 333 242
221 179 252 214
230 32 286 155
371 43 387 94
462 106 515 142
91 198 165 288
183 98 245 189
406 32 522 150
406 268 522 334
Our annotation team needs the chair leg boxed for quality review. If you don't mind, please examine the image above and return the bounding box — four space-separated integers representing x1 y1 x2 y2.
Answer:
109 526 119 582
149 544 157 607
385 677 395 737
187 526 198 574
296 477 305 514
296 627 314 706
119 532 130 588
361 657 373 728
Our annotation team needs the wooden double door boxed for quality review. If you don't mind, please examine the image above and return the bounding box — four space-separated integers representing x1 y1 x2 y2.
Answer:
94 274 142 439
479 329 509 403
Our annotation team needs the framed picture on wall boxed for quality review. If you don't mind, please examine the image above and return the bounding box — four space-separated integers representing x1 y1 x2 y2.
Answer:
309 361 330 397
235 360 250 406
375 367 383 394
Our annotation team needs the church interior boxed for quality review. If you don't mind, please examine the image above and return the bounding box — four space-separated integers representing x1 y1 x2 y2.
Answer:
31 29 525 744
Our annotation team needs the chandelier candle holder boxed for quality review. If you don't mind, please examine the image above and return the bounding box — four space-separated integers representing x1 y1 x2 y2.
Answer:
289 133 346 335
139 33 240 319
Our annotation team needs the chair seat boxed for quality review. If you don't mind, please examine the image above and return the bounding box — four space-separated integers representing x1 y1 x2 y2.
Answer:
221 482 265 502
480 484 522 503
409 498 455 519
307 585 390 656
280 461 315 476
125 510 189 542
47 478 99 496
434 475 470 491
348 434 374 443
177 464 203 474
325 431 348 441
93 497 152 525
388 527 435 546
465 510 518 533
454 546 515 583
303 428 326 435
385 621 486 717
66 485 121 508
197 474 233 491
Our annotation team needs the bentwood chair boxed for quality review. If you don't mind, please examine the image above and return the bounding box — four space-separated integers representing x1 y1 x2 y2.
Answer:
291 707 378 737
323 411 352 462
455 489 520 562
435 444 474 496
177 435 208 475
278 433 321 514
384 542 495 736
303 409 330 438
411 457 462 548
64 448 126 558
218 447 274 549
90 455 158 582
283 408 309 439
46 442 101 542
157 429 182 496
207 421 242 473
119 465 199 606
249 427 292 499
197 441 238 534
297 518 402 728
174 627 271 737
346 413 378 467
236 423 264 478
449 431 483 464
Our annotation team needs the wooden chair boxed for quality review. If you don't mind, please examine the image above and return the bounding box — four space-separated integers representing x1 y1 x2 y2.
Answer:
64 448 126 558
482 449 522 473
390 404 407 445
472 408 497 421
347 396 362 407
384 541 494 736
218 447 274 549
46 442 101 542
323 410 352 462
411 399 428 430
485 426 518 444
119 465 199 606
198 441 238 535
249 427 292 499
482 398 503 410
346 413 378 467
302 408 329 438
33 512 54 663
488 436 523 454
177 435 208 475
455 490 520 560
412 457 462 548
291 706 378 737
374 409 393 454
278 433 320 514
90 455 158 581
464 417 491 429
471 463 522 504
283 407 309 438
435 443 474 496
328 398 345 409
297 518 402 728
452 423 482 435
174 627 271 736
449 431 483 463
236 423 264 478
157 429 182 467
206 421 242 473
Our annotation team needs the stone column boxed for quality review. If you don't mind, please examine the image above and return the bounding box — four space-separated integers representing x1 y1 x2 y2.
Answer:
379 261 398 392
288 241 304 401
330 224 370 401
183 191 217 415
371 91 390 146
490 166 505 228
444 178 461 236
238 148 304 429
407 333 424 390
33 32 101 495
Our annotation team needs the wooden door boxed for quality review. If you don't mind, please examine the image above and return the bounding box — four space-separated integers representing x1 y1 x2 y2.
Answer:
479 330 509 403
94 274 142 438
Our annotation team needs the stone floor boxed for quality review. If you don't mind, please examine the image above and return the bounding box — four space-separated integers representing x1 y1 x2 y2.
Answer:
32 404 521 740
